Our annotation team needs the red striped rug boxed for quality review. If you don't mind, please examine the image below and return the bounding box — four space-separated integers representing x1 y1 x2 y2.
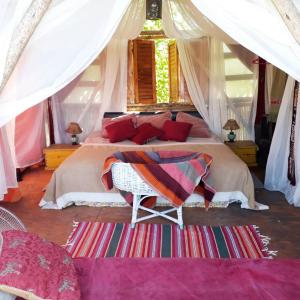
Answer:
65 222 274 259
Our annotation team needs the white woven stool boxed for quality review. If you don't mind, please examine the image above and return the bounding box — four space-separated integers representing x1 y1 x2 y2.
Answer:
111 162 184 229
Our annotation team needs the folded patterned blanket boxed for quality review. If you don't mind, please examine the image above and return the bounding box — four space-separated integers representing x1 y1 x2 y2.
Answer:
101 151 215 208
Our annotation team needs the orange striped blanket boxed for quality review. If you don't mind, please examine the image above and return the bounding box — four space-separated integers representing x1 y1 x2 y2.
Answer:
101 151 215 208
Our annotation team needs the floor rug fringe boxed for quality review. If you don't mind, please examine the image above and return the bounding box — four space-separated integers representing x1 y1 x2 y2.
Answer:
253 225 277 258
62 220 79 247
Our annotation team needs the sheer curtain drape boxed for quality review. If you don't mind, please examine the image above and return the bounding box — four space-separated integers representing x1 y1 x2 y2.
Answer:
15 102 46 168
0 121 17 200
0 0 132 199
51 0 146 143
191 0 300 82
0 0 132 127
226 45 258 140
162 0 257 139
265 77 300 206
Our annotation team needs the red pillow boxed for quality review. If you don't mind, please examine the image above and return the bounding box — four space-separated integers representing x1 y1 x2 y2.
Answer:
101 114 137 138
160 120 192 142
105 118 137 143
176 112 211 138
131 123 163 145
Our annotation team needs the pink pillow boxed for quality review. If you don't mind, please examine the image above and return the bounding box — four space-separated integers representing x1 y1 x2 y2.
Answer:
176 112 211 138
160 120 192 142
131 123 163 145
136 111 172 129
105 118 137 143
0 230 80 300
101 114 137 138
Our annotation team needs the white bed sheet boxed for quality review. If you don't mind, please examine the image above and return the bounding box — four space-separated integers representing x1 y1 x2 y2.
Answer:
83 131 223 146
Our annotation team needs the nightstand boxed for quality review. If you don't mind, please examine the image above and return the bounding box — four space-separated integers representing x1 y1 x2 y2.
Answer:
43 144 80 170
225 140 258 167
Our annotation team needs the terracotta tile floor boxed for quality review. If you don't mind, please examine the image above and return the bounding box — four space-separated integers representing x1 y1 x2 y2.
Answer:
1 166 300 258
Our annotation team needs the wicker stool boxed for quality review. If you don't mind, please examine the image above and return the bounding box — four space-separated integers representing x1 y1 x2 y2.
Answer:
111 162 183 229
0 207 26 232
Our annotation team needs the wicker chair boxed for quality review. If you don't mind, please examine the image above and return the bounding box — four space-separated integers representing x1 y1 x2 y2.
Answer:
111 162 184 229
0 207 26 232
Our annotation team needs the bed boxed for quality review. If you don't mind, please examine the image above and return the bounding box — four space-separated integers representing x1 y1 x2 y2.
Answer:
40 130 267 210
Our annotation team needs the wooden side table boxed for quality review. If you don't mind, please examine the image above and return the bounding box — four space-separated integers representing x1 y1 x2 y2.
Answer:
43 144 80 170
225 140 258 167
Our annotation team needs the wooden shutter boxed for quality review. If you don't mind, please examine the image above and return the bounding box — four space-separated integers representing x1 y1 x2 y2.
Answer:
168 40 179 102
133 39 156 104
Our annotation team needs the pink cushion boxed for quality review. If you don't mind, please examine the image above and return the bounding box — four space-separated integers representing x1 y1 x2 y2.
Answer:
0 230 80 300
176 112 211 138
136 111 172 129
101 114 137 138
160 120 192 142
131 123 163 145
106 118 137 143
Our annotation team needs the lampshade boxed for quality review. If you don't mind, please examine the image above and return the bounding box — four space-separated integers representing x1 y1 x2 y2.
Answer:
65 122 82 134
223 119 240 130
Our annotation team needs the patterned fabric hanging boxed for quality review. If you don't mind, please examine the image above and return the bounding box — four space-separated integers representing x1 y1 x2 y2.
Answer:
287 81 299 185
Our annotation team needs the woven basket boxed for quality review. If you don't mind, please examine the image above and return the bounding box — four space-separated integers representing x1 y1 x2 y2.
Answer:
111 163 157 195
0 207 26 232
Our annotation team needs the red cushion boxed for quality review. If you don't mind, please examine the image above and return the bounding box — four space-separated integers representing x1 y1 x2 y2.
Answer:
101 114 137 138
160 120 192 142
131 123 163 145
105 118 137 143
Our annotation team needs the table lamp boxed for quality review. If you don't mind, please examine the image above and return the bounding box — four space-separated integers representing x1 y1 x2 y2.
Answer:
65 122 82 145
223 119 239 142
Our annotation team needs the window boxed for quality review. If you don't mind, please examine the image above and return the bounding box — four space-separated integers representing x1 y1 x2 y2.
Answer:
127 20 195 111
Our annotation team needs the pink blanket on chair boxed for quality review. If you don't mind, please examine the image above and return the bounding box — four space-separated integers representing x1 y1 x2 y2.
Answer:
102 151 215 208
74 258 300 300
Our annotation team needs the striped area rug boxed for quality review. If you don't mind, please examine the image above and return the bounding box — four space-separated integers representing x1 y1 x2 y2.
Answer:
65 222 273 259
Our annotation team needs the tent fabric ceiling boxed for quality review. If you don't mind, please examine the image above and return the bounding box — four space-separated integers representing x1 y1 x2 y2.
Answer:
0 0 300 127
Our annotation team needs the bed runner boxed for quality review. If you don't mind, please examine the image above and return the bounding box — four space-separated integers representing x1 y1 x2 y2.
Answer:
65 222 275 259
101 151 215 208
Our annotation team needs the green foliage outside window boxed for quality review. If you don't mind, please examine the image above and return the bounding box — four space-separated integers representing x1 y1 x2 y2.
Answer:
143 19 162 31
155 39 170 103
143 19 174 103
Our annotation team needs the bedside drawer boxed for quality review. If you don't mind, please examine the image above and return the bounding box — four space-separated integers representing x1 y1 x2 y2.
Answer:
45 157 67 170
43 144 80 170
45 150 75 159
239 153 257 165
233 147 256 155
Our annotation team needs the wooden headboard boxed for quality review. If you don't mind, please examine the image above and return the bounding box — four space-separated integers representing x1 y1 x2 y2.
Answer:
103 111 202 120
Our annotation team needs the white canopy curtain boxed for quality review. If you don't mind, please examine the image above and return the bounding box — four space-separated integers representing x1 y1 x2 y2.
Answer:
0 0 133 200
51 0 145 144
0 121 17 201
225 45 259 140
0 0 33 86
191 0 300 82
15 102 46 168
265 77 300 206
162 0 258 139
0 0 132 128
